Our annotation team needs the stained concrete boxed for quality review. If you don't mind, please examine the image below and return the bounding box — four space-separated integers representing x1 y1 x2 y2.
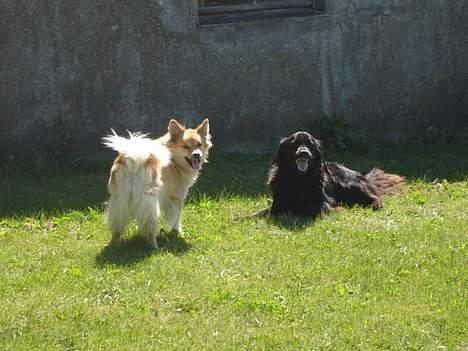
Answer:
1 0 467 157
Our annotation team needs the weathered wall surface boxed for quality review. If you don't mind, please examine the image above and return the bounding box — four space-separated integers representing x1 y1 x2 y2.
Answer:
1 0 467 157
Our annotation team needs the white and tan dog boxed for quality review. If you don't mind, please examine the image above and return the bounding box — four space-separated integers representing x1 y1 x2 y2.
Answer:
102 118 212 248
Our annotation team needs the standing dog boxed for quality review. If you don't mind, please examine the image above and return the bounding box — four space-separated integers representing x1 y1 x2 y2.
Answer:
102 118 212 248
268 131 405 218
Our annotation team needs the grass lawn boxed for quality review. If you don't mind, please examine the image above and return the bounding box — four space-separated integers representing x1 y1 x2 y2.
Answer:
0 143 467 350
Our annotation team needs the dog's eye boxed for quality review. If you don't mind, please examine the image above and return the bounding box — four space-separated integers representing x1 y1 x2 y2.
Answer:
183 145 190 149
197 142 202 148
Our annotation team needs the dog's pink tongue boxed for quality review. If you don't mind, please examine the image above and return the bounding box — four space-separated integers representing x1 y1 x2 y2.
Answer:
192 158 201 170
296 158 309 172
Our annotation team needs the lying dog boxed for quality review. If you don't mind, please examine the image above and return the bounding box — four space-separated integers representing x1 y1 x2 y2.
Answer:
102 118 212 248
267 131 405 218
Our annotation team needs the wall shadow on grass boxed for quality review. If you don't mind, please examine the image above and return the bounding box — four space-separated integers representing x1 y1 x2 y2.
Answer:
1 143 467 219
0 166 109 219
95 231 191 267
196 143 468 200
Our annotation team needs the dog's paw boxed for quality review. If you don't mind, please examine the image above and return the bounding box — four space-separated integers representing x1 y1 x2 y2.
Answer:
147 236 159 250
171 224 182 235
108 236 121 246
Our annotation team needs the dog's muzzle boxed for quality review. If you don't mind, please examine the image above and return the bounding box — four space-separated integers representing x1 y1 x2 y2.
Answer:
295 146 312 174
185 150 202 170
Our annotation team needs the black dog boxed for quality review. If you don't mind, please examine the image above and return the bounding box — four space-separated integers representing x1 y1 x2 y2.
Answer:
267 131 405 218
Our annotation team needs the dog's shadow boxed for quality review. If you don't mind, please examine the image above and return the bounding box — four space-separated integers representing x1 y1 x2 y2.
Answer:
95 231 191 267
266 215 313 231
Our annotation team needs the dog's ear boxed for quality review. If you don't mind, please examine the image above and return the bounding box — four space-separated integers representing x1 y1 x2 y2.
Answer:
196 118 210 138
308 134 323 156
168 119 185 140
315 138 323 156
272 137 288 166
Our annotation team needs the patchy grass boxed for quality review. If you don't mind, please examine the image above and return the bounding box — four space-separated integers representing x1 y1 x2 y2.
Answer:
0 143 467 350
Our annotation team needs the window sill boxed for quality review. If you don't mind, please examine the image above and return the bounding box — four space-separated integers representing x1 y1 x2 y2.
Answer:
198 7 324 26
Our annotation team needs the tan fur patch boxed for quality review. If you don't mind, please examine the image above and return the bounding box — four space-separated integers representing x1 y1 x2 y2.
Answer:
184 130 202 146
145 154 162 185
108 154 126 193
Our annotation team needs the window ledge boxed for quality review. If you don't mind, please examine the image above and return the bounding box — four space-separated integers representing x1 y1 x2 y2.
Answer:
198 7 324 26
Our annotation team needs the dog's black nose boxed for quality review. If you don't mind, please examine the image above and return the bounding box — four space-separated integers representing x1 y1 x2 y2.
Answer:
192 152 201 160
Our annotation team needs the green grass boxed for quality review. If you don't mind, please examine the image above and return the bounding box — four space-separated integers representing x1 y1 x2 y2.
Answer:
1 143 467 350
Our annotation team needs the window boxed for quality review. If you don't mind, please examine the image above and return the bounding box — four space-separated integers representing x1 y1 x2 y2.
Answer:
198 0 325 26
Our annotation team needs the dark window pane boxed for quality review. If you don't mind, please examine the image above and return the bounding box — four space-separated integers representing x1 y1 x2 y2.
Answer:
201 0 251 5
200 0 317 7
198 0 325 24
255 0 315 5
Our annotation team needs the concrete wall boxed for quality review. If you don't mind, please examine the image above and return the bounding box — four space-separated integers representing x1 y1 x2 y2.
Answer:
1 0 467 157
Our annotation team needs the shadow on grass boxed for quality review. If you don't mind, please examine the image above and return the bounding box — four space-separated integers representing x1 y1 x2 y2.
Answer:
0 166 109 219
194 143 468 201
1 143 467 219
266 215 313 231
323 142 468 183
95 231 191 267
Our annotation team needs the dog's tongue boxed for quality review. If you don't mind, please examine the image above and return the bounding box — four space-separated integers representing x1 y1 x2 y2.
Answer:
296 158 309 173
192 157 201 170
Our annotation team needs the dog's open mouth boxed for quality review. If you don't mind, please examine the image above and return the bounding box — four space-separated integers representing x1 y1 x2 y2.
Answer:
296 158 309 174
185 156 201 170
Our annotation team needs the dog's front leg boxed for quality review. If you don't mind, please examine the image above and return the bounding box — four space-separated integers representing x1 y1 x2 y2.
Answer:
164 196 183 234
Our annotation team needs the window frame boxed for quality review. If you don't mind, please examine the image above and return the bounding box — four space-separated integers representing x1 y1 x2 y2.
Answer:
198 0 325 26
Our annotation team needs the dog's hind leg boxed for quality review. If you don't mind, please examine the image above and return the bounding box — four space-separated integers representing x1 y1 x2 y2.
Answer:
135 194 161 249
107 194 130 246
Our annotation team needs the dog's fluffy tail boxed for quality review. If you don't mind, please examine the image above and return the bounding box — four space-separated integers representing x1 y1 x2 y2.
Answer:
102 130 170 165
366 168 405 195
102 130 171 193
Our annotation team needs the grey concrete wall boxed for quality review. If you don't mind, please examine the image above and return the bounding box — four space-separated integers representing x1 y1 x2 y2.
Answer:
1 0 467 157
